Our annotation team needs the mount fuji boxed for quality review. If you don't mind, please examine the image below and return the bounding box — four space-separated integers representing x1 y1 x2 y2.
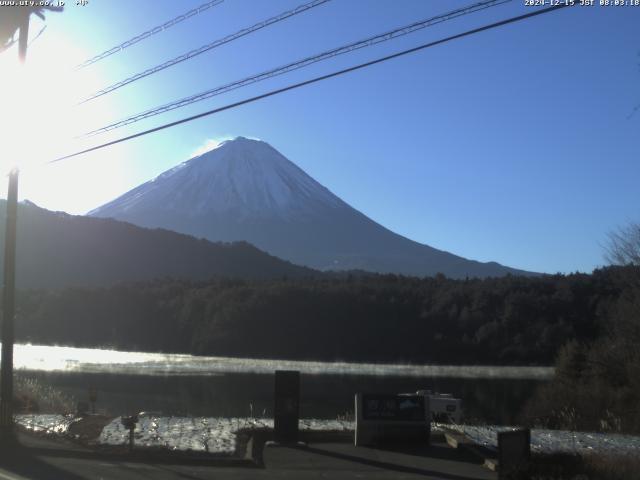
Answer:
89 137 532 278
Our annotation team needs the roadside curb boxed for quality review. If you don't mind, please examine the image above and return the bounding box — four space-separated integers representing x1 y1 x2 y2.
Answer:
242 429 353 467
15 428 260 468
16 426 355 469
443 429 499 471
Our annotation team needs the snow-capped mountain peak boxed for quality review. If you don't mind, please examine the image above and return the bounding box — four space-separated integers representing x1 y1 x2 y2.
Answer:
90 136 533 278
91 137 341 220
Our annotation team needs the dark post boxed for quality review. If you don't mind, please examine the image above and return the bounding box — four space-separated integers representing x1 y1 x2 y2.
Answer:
0 169 19 431
0 5 61 436
17 10 29 63
498 428 531 479
274 370 300 443
0 9 29 437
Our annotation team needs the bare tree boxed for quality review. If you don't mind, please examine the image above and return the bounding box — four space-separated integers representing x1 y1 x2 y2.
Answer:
605 222 640 266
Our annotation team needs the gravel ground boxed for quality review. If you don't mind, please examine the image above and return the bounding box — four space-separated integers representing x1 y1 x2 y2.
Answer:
17 414 640 457
99 416 353 454
449 424 640 456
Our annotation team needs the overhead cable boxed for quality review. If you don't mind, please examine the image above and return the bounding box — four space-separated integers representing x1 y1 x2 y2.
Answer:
76 0 225 69
83 0 511 136
50 2 573 164
80 0 332 103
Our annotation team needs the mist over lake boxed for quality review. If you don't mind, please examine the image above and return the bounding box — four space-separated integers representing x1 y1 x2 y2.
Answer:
12 344 551 423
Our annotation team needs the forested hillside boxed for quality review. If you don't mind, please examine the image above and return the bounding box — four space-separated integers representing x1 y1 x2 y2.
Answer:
15 267 635 365
0 200 314 288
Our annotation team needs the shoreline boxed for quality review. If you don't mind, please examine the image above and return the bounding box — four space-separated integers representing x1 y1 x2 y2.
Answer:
12 343 555 379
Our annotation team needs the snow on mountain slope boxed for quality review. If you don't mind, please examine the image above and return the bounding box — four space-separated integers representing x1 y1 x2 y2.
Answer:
95 137 341 220
90 137 534 278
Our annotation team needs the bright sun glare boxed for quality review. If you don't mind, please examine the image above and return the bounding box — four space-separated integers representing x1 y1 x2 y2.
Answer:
0 36 78 168
0 20 122 212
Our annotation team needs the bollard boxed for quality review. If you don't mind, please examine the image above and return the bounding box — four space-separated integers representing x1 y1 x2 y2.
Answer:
274 370 300 443
498 428 530 479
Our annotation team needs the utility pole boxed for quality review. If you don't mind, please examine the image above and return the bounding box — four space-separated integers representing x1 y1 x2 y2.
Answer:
0 170 18 433
0 9 28 437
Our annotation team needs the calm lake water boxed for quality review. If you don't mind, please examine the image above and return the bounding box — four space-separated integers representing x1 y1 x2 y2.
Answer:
12 344 553 424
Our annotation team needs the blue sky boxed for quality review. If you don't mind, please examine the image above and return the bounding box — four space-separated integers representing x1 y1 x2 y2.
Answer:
2 0 639 274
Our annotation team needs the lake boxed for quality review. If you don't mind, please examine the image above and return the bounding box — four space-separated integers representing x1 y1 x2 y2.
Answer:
11 344 553 424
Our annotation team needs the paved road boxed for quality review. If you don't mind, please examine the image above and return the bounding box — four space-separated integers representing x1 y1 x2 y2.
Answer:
261 441 496 480
0 433 495 479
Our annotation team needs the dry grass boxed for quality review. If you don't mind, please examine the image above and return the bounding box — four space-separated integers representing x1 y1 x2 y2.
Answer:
14 375 76 414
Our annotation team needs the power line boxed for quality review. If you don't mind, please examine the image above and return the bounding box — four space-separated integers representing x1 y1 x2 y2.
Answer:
50 3 573 165
28 25 47 48
83 0 510 137
76 0 224 69
80 0 332 104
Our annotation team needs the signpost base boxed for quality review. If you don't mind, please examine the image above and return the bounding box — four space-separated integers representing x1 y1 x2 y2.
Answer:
274 370 300 444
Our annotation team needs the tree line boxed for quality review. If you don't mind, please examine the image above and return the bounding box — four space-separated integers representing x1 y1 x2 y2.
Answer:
12 266 636 366
524 265 640 433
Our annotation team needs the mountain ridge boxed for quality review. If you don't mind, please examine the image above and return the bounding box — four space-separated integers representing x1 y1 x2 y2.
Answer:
90 137 536 278
0 199 314 289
